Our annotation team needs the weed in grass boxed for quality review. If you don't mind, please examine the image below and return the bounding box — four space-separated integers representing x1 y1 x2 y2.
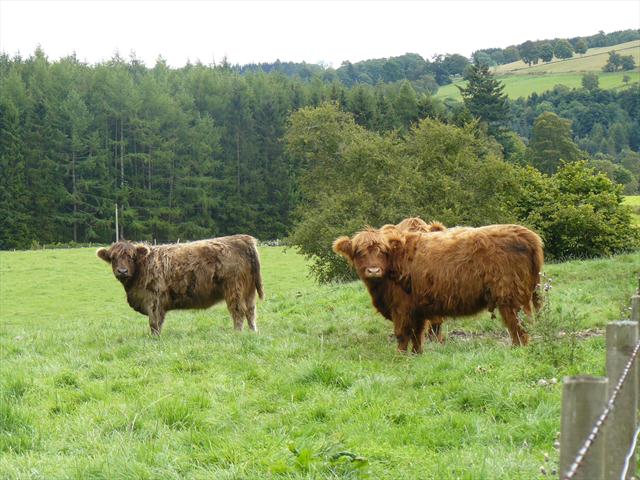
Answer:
53 371 80 389
298 362 353 390
0 401 37 454
1 376 31 402
527 275 583 369
275 440 369 478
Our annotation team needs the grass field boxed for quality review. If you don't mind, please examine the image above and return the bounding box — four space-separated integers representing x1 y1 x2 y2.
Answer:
625 195 640 225
1 247 639 478
436 70 639 100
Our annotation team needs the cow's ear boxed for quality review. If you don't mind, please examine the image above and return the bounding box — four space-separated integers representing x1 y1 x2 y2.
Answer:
427 221 446 232
385 228 405 253
135 245 150 259
96 247 111 263
332 236 353 261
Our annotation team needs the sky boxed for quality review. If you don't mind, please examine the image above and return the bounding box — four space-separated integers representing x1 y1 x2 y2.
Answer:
1 0 639 68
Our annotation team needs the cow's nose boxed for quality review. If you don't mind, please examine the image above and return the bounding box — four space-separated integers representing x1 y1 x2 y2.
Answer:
366 267 381 276
117 267 128 275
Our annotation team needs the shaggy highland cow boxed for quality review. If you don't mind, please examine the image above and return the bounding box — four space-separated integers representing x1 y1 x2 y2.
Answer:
334 224 543 351
97 235 263 334
386 218 447 347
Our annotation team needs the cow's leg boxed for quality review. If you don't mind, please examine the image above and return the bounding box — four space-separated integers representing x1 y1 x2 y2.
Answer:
410 317 427 354
427 317 445 343
225 291 244 331
394 321 410 352
498 305 530 346
393 309 411 352
148 306 165 335
228 300 245 331
224 283 245 331
244 289 258 332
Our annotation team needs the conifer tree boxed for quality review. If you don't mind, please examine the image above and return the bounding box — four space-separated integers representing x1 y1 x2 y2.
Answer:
457 62 510 137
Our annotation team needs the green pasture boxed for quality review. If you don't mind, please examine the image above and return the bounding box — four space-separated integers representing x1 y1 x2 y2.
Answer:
493 40 640 75
1 246 639 478
624 195 640 225
436 70 639 101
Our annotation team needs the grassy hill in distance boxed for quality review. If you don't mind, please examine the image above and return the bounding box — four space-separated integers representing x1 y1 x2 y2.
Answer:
436 40 640 100
493 39 640 74
624 196 640 226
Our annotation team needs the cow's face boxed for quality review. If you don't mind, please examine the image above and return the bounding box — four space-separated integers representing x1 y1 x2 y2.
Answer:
97 242 149 283
333 227 404 281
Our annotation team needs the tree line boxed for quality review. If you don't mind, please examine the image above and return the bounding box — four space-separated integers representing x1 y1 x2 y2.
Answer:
0 48 451 248
234 29 639 84
1 48 638 270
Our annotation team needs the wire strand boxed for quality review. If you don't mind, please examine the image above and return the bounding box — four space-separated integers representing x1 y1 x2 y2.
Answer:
620 424 640 480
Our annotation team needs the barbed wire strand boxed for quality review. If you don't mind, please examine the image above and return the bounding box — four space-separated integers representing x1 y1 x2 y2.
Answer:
620 423 640 480
562 339 640 480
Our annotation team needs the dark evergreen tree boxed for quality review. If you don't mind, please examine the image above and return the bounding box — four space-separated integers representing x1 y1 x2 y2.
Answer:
457 62 510 137
526 112 583 173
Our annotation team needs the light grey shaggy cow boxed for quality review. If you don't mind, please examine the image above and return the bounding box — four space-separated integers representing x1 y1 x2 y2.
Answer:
97 235 263 334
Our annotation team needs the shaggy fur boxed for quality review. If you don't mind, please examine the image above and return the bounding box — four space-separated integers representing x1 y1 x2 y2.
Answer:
395 217 446 234
334 223 543 350
333 218 447 353
97 235 263 334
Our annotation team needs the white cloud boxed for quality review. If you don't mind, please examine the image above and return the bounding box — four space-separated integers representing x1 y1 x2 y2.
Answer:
1 0 638 67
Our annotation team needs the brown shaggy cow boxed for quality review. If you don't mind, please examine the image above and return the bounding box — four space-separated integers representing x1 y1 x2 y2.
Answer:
331 218 445 353
333 224 543 351
97 235 264 334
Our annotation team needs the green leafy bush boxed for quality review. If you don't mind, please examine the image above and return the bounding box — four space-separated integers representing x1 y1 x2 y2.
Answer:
286 103 519 283
513 161 639 259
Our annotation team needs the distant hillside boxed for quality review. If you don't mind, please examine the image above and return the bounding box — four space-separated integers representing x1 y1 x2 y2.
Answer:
436 40 640 100
473 28 639 67
231 31 640 96
493 40 640 74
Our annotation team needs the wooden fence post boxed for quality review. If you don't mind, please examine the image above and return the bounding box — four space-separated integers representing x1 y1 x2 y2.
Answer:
560 376 608 480
604 321 638 480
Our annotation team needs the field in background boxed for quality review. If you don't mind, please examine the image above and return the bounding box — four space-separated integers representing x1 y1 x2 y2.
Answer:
1 247 639 478
493 40 640 75
436 70 638 100
436 40 640 100
625 195 640 225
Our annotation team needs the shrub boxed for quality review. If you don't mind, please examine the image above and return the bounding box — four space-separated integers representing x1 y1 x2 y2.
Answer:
286 104 519 283
512 161 639 259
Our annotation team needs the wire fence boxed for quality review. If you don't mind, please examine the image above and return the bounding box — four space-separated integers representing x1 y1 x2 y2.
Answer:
621 425 640 480
562 339 640 479
560 285 640 480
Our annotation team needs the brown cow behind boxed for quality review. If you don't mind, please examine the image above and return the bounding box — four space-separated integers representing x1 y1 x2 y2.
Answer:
97 235 263 334
334 224 543 351
395 217 446 234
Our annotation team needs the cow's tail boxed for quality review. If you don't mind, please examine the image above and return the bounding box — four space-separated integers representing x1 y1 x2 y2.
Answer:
247 238 264 300
530 233 545 313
